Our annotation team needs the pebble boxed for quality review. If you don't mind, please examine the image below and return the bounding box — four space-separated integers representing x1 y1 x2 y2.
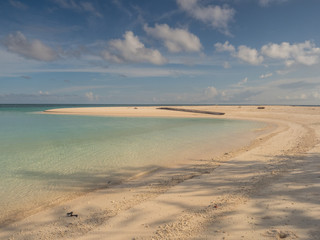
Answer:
279 232 288 238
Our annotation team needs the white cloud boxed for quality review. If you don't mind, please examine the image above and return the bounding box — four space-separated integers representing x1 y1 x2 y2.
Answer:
102 51 122 64
85 92 95 101
199 77 320 104
102 31 167 65
3 31 58 61
204 86 218 98
238 77 248 86
237 45 264 65
38 90 49 95
259 0 289 7
177 0 235 35
53 0 102 17
11 65 206 78
214 41 235 52
215 41 263 65
144 24 202 53
259 73 273 79
215 40 320 67
261 41 320 66
262 42 294 59
285 60 295 67
280 93 308 101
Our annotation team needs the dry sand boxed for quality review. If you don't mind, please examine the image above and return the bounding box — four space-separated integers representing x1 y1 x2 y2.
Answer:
1 105 320 239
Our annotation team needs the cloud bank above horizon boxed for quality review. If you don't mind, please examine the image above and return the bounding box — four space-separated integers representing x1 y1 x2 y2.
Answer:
1 0 320 105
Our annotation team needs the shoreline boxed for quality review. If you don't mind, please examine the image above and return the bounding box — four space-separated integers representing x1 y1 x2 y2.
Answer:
1 107 270 227
1 105 320 239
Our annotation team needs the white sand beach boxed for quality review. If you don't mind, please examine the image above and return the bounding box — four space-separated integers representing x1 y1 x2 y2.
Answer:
1 105 320 240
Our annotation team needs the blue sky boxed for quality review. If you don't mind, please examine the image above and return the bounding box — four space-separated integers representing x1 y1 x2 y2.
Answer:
1 0 320 104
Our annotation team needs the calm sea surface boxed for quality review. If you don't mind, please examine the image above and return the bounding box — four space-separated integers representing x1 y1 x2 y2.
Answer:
0 104 264 225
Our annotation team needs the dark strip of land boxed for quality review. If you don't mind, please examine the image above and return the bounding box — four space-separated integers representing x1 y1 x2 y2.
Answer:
157 107 225 115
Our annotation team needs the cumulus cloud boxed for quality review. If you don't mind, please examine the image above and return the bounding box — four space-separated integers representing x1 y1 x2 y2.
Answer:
261 41 320 66
215 41 263 65
215 40 319 67
53 0 102 17
177 0 235 35
102 31 167 65
144 24 202 53
214 41 235 52
237 45 264 65
260 73 273 79
3 31 58 61
85 91 99 101
204 86 219 98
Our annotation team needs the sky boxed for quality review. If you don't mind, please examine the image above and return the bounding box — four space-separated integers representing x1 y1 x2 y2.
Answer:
1 0 320 104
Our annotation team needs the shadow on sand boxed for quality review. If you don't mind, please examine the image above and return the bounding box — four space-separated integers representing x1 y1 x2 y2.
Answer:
2 151 320 239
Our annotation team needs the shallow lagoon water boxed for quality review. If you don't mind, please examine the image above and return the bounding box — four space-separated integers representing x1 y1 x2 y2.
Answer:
0 105 264 225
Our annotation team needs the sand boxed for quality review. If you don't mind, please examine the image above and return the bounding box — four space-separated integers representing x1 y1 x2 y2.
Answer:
1 105 320 239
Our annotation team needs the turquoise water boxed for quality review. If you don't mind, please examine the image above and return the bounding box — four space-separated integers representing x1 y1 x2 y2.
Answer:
0 105 264 225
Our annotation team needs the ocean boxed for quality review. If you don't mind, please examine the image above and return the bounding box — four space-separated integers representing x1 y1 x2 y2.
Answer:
0 104 265 225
